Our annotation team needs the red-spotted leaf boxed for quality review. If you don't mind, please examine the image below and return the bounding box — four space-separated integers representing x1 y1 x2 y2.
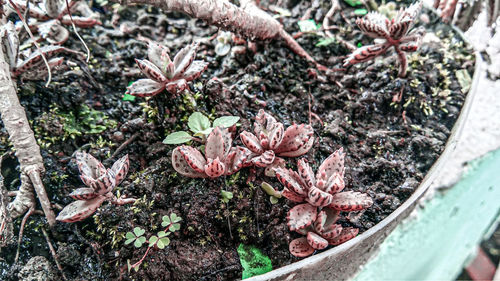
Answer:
329 191 373 211
68 187 98 201
172 146 207 178
126 79 164 97
287 203 317 232
328 227 359 245
289 237 315 257
307 231 328 250
56 196 107 223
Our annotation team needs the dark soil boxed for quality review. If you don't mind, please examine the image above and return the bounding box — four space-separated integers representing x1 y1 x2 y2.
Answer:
0 0 475 280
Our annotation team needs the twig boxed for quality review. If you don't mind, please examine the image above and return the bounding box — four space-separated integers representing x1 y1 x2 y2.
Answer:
64 0 91 62
41 227 68 281
15 206 34 263
110 132 139 159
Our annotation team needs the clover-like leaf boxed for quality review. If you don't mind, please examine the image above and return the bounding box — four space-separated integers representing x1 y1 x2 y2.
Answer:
188 112 211 134
149 235 158 246
221 190 233 203
171 223 181 231
133 227 145 237
157 231 168 238
163 131 192 144
157 237 170 249
213 116 240 128
134 236 147 248
124 232 136 245
170 213 182 223
162 215 171 227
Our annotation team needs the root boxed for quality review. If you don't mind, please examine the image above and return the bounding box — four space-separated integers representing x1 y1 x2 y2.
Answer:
113 0 332 71
15 206 34 263
0 42 56 226
41 227 68 281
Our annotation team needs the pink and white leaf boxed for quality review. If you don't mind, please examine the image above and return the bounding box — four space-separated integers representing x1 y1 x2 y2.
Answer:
172 146 207 178
289 237 315 257
287 203 317 232
204 157 225 178
343 43 390 66
297 159 315 188
275 124 314 157
307 186 333 207
68 187 98 201
275 168 307 196
182 60 208 81
267 122 285 150
224 146 252 175
173 42 199 78
316 148 345 182
109 154 129 186
307 231 328 250
281 188 305 203
126 79 165 97
147 41 171 72
251 150 275 167
165 79 188 95
328 227 359 246
60 15 102 28
205 127 226 160
329 191 373 211
56 195 107 223
356 12 390 39
135 59 167 82
240 131 264 154
75 152 107 180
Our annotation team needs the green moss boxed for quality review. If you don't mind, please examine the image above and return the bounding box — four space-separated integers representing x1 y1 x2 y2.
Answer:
237 244 273 279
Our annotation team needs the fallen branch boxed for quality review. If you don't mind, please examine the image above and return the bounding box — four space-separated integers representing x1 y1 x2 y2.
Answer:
113 0 333 71
0 41 56 226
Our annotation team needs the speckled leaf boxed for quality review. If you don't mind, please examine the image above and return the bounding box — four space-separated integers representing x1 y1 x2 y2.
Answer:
287 203 317 232
172 146 207 178
56 196 107 223
289 237 315 258
126 79 164 97
329 191 373 211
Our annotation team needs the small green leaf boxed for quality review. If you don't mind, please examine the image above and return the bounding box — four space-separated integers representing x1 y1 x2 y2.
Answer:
170 213 182 223
127 259 132 273
160 237 170 245
122 93 136 101
221 190 233 203
163 131 192 144
260 182 281 197
188 112 211 134
158 237 170 249
149 235 158 246
213 116 240 128
171 223 181 231
354 8 368 15
455 69 472 93
157 231 167 238
134 239 143 248
126 232 136 240
297 19 319 32
344 0 362 7
133 227 145 237
357 42 363 48
315 37 336 47
125 238 136 245
270 196 279 204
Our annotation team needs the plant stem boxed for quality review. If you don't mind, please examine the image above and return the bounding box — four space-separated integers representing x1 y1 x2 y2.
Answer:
112 0 330 70
0 38 56 226
130 223 173 270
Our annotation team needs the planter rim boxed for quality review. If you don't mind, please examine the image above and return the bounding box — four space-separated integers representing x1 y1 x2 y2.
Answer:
247 18 483 281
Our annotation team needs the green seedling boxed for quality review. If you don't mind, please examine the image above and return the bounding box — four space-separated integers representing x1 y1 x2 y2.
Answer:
125 213 182 272
163 112 239 144
260 182 281 204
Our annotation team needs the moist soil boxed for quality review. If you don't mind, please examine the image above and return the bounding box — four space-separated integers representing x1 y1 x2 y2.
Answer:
0 0 475 280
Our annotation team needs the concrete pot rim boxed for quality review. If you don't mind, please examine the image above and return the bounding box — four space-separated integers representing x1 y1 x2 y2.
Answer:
247 21 482 281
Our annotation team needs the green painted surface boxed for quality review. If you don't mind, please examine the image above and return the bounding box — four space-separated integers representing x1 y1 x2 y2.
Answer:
353 149 500 281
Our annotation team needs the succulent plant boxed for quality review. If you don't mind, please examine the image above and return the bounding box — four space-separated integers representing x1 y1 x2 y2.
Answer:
8 0 101 44
56 152 136 223
0 21 77 80
172 127 252 178
287 205 359 257
343 1 425 77
127 41 209 97
277 148 373 257
240 109 314 175
275 148 372 209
